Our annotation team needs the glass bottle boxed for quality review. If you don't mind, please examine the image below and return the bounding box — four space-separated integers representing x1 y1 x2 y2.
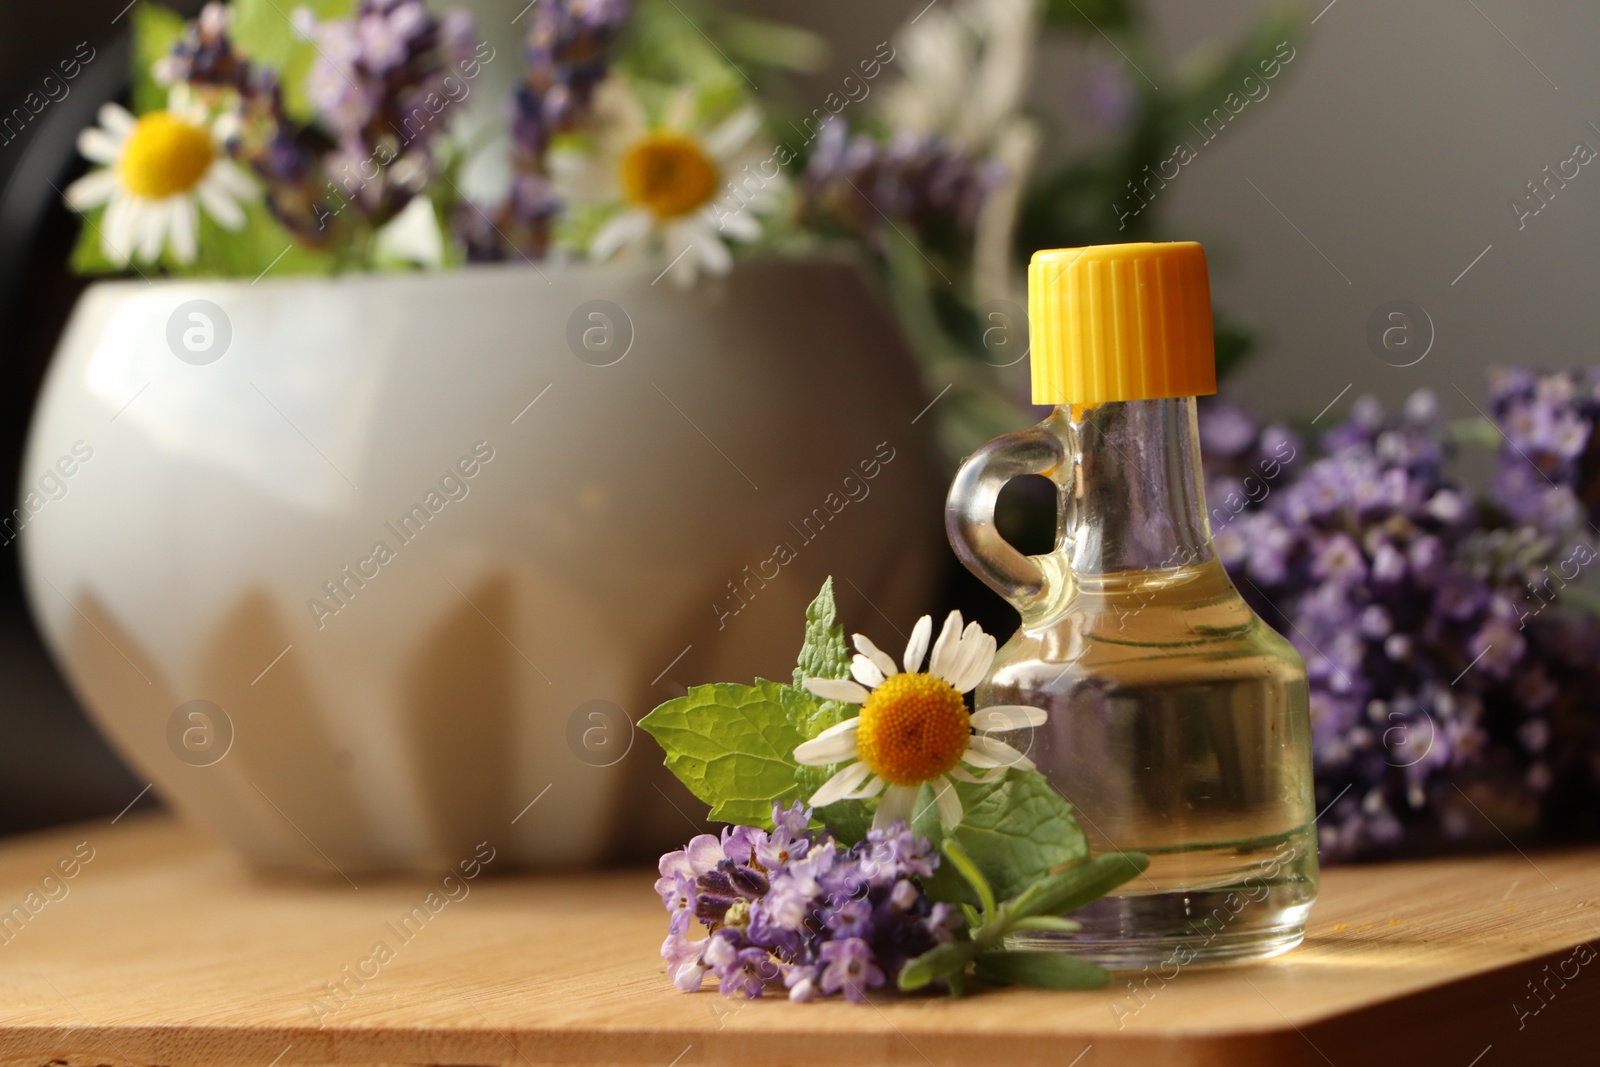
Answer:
947 243 1317 967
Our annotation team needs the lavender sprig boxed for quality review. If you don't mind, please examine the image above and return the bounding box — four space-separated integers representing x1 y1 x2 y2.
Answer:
657 801 958 1001
800 119 1000 250
462 0 631 262
296 0 480 229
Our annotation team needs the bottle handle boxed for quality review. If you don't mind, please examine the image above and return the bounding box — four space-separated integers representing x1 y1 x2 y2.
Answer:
944 422 1072 612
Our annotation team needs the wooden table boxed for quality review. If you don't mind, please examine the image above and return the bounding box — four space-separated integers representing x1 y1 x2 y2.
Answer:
0 814 1595 1066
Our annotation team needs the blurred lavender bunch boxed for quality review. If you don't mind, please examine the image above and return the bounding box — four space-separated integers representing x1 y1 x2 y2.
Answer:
1486 366 1600 535
156 2 332 242
156 0 482 249
658 801 960 1001
800 120 1000 254
293 0 482 233
460 0 631 262
1201 374 1600 862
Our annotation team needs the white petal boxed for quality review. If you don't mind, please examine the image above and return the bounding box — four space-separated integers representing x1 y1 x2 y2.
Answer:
134 201 169 262
77 128 122 165
962 736 1035 772
843 774 886 800
101 196 136 263
802 677 870 705
373 195 444 267
212 110 240 142
928 610 964 682
168 197 198 263
97 103 135 135
943 623 986 692
196 174 246 229
932 776 964 829
872 784 918 830
64 168 118 210
972 705 1048 733
713 207 762 242
850 654 886 689
793 717 862 765
852 634 899 679
208 159 258 200
904 614 933 674
668 246 699 288
809 715 863 743
949 765 1008 784
590 208 652 261
676 219 731 277
169 83 208 125
703 106 762 160
951 633 998 693
809 760 873 807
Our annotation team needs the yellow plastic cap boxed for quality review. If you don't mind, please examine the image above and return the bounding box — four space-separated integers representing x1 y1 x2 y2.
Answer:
1028 241 1217 405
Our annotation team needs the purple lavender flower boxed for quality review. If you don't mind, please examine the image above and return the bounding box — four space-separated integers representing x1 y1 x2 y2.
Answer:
661 932 708 992
655 802 960 1000
819 937 884 1002
800 119 999 249
705 931 779 997
461 0 631 261
293 0 479 227
1204 377 1600 862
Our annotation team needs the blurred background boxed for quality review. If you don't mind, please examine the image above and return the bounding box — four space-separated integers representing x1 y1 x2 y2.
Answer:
4 0 1598 838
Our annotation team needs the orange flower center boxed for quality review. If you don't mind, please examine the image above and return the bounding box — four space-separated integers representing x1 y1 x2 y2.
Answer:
620 133 718 218
118 112 214 199
855 673 971 787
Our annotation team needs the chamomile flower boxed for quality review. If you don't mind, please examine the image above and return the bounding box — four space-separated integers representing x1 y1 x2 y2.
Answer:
64 84 255 266
795 611 1047 831
555 80 784 287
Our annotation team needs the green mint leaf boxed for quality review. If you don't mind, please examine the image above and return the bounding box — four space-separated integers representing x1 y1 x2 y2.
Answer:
639 680 804 830
914 771 1089 905
974 951 1109 990
786 578 872 843
1011 852 1150 921
793 576 852 687
896 941 980 992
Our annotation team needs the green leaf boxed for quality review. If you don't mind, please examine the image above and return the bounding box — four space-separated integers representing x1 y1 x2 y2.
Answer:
231 0 356 123
974 951 1109 990
639 681 805 829
1042 0 1136 32
787 577 873 843
776 680 868 838
914 772 1089 905
940 838 996 920
69 206 122 276
1010 916 1083 933
793 577 852 687
1010 852 1151 920
132 3 187 114
183 199 337 278
896 940 980 992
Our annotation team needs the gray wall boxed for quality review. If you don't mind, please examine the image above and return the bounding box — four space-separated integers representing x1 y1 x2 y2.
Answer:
750 0 1600 425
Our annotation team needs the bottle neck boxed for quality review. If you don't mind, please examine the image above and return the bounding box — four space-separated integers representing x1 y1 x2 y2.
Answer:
1051 397 1213 578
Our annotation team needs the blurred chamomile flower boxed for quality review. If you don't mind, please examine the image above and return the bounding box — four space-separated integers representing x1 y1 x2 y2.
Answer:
554 80 784 287
64 84 255 265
